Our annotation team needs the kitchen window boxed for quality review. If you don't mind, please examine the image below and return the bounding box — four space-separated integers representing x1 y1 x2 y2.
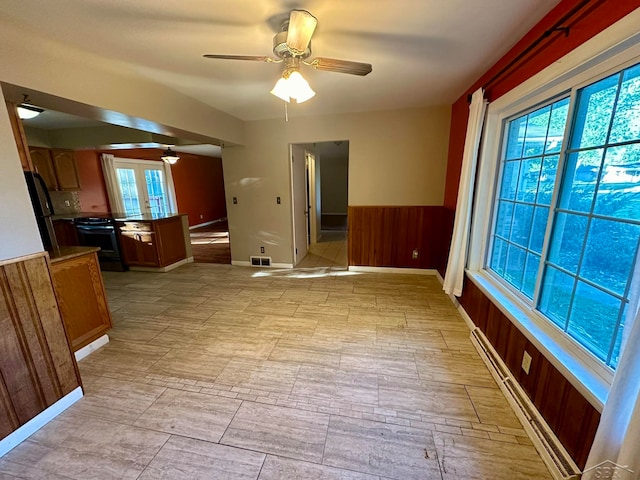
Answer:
485 61 640 373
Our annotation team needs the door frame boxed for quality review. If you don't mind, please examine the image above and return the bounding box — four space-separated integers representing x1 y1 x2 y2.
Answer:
289 144 309 266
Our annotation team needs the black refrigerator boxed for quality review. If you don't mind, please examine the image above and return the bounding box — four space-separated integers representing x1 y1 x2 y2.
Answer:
24 171 59 250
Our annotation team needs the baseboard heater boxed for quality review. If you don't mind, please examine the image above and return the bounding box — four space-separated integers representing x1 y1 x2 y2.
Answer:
469 328 581 480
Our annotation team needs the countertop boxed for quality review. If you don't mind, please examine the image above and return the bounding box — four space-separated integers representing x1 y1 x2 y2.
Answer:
52 212 186 222
48 246 100 264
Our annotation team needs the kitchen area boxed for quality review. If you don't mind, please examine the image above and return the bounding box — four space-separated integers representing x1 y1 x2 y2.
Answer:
13 102 196 362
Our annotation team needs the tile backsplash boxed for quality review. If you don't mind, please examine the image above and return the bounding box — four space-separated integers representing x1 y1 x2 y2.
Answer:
50 191 81 215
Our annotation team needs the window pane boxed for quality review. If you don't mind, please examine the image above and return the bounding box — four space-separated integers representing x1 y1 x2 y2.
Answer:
523 106 551 157
500 161 520 199
581 219 640 296
505 117 526 160
594 144 640 222
536 155 559 205
570 73 618 149
609 303 628 369
559 150 603 213
495 201 514 239
547 212 587 274
516 157 542 202
490 237 508 276
539 266 574 328
510 204 534 247
144 169 169 217
529 206 549 254
523 253 540 299
567 281 622 362
545 98 570 154
504 244 526 290
116 168 141 216
609 63 640 144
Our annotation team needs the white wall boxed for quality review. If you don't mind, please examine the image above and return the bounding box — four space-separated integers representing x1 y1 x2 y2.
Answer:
0 96 44 260
223 105 451 265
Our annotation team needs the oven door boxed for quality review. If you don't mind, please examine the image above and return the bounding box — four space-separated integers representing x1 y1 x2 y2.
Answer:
75 225 120 260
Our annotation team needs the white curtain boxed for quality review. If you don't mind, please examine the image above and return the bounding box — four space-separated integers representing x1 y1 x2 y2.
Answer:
583 248 640 479
100 153 125 213
162 161 179 213
443 88 487 297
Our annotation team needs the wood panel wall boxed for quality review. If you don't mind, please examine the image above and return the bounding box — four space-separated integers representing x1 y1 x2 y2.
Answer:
0 253 81 440
459 277 600 468
348 206 453 271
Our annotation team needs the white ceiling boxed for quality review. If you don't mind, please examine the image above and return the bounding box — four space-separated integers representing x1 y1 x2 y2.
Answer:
2 0 561 122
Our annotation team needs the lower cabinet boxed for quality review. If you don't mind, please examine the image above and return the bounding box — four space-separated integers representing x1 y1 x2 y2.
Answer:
50 250 113 351
118 215 187 268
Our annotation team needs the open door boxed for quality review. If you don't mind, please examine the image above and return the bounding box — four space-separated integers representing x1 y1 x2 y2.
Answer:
290 144 308 265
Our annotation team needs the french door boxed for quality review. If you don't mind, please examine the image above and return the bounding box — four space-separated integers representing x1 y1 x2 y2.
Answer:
113 159 174 217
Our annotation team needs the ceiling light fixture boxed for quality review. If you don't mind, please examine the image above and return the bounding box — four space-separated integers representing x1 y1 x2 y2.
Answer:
161 147 180 165
270 58 315 104
17 94 44 120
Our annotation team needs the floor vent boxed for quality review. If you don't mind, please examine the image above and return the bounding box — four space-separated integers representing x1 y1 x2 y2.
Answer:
249 256 271 267
470 328 581 480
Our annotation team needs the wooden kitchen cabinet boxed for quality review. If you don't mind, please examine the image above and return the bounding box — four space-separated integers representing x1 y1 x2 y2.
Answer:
118 215 187 268
50 248 113 351
29 147 81 191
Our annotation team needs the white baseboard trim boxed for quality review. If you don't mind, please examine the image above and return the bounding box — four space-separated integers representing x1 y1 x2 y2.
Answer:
189 217 227 230
231 260 294 269
74 334 109 362
348 266 438 275
0 387 83 458
129 257 192 273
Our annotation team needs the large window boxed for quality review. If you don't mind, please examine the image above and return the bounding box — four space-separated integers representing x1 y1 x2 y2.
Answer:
488 62 640 370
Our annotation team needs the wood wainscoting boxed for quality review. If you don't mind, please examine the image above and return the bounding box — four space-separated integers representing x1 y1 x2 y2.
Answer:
0 252 81 440
459 277 600 469
348 206 454 271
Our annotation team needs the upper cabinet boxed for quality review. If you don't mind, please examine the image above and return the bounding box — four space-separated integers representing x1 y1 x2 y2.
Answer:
29 147 81 191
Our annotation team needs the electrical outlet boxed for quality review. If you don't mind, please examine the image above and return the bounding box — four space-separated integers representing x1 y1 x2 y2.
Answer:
64 200 70 207
412 248 419 259
260 246 265 254
522 351 532 374
233 197 238 204
277 196 281 204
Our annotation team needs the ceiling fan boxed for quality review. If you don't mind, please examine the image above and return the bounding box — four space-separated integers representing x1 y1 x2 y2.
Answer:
203 10 372 103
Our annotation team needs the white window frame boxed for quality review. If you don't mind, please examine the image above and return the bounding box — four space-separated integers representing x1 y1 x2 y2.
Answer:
467 12 640 411
112 157 178 215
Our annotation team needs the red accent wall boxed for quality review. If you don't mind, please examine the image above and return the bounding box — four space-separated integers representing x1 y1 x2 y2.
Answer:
75 148 227 226
443 0 640 208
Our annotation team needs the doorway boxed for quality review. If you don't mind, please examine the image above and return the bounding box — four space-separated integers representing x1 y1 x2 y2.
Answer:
291 140 349 268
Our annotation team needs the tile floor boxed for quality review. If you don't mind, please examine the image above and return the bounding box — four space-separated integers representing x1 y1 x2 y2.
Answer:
0 235 552 479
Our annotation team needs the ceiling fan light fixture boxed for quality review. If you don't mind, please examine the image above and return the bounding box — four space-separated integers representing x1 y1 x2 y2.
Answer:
287 71 315 103
270 77 291 103
161 147 180 165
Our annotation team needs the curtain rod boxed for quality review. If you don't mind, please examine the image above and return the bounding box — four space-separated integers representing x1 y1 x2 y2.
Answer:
468 0 600 102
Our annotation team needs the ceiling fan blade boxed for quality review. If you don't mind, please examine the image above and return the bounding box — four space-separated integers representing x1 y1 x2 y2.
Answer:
305 58 372 76
286 10 317 55
203 54 278 63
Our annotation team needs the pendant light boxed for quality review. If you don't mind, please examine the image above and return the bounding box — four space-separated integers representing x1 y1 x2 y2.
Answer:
161 147 180 165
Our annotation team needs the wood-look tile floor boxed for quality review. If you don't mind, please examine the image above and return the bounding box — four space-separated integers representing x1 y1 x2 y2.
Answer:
0 242 552 479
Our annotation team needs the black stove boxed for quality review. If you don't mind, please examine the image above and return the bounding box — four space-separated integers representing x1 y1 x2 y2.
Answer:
74 216 126 271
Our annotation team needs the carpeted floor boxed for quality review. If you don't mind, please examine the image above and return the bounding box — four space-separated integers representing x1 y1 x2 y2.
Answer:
190 220 231 264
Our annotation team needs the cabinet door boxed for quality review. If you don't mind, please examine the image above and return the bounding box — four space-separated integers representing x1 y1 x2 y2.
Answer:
51 253 113 351
52 150 80 190
119 231 159 267
29 147 59 190
155 217 187 267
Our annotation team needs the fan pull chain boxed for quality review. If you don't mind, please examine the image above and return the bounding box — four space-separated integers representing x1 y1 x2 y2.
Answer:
285 101 289 122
